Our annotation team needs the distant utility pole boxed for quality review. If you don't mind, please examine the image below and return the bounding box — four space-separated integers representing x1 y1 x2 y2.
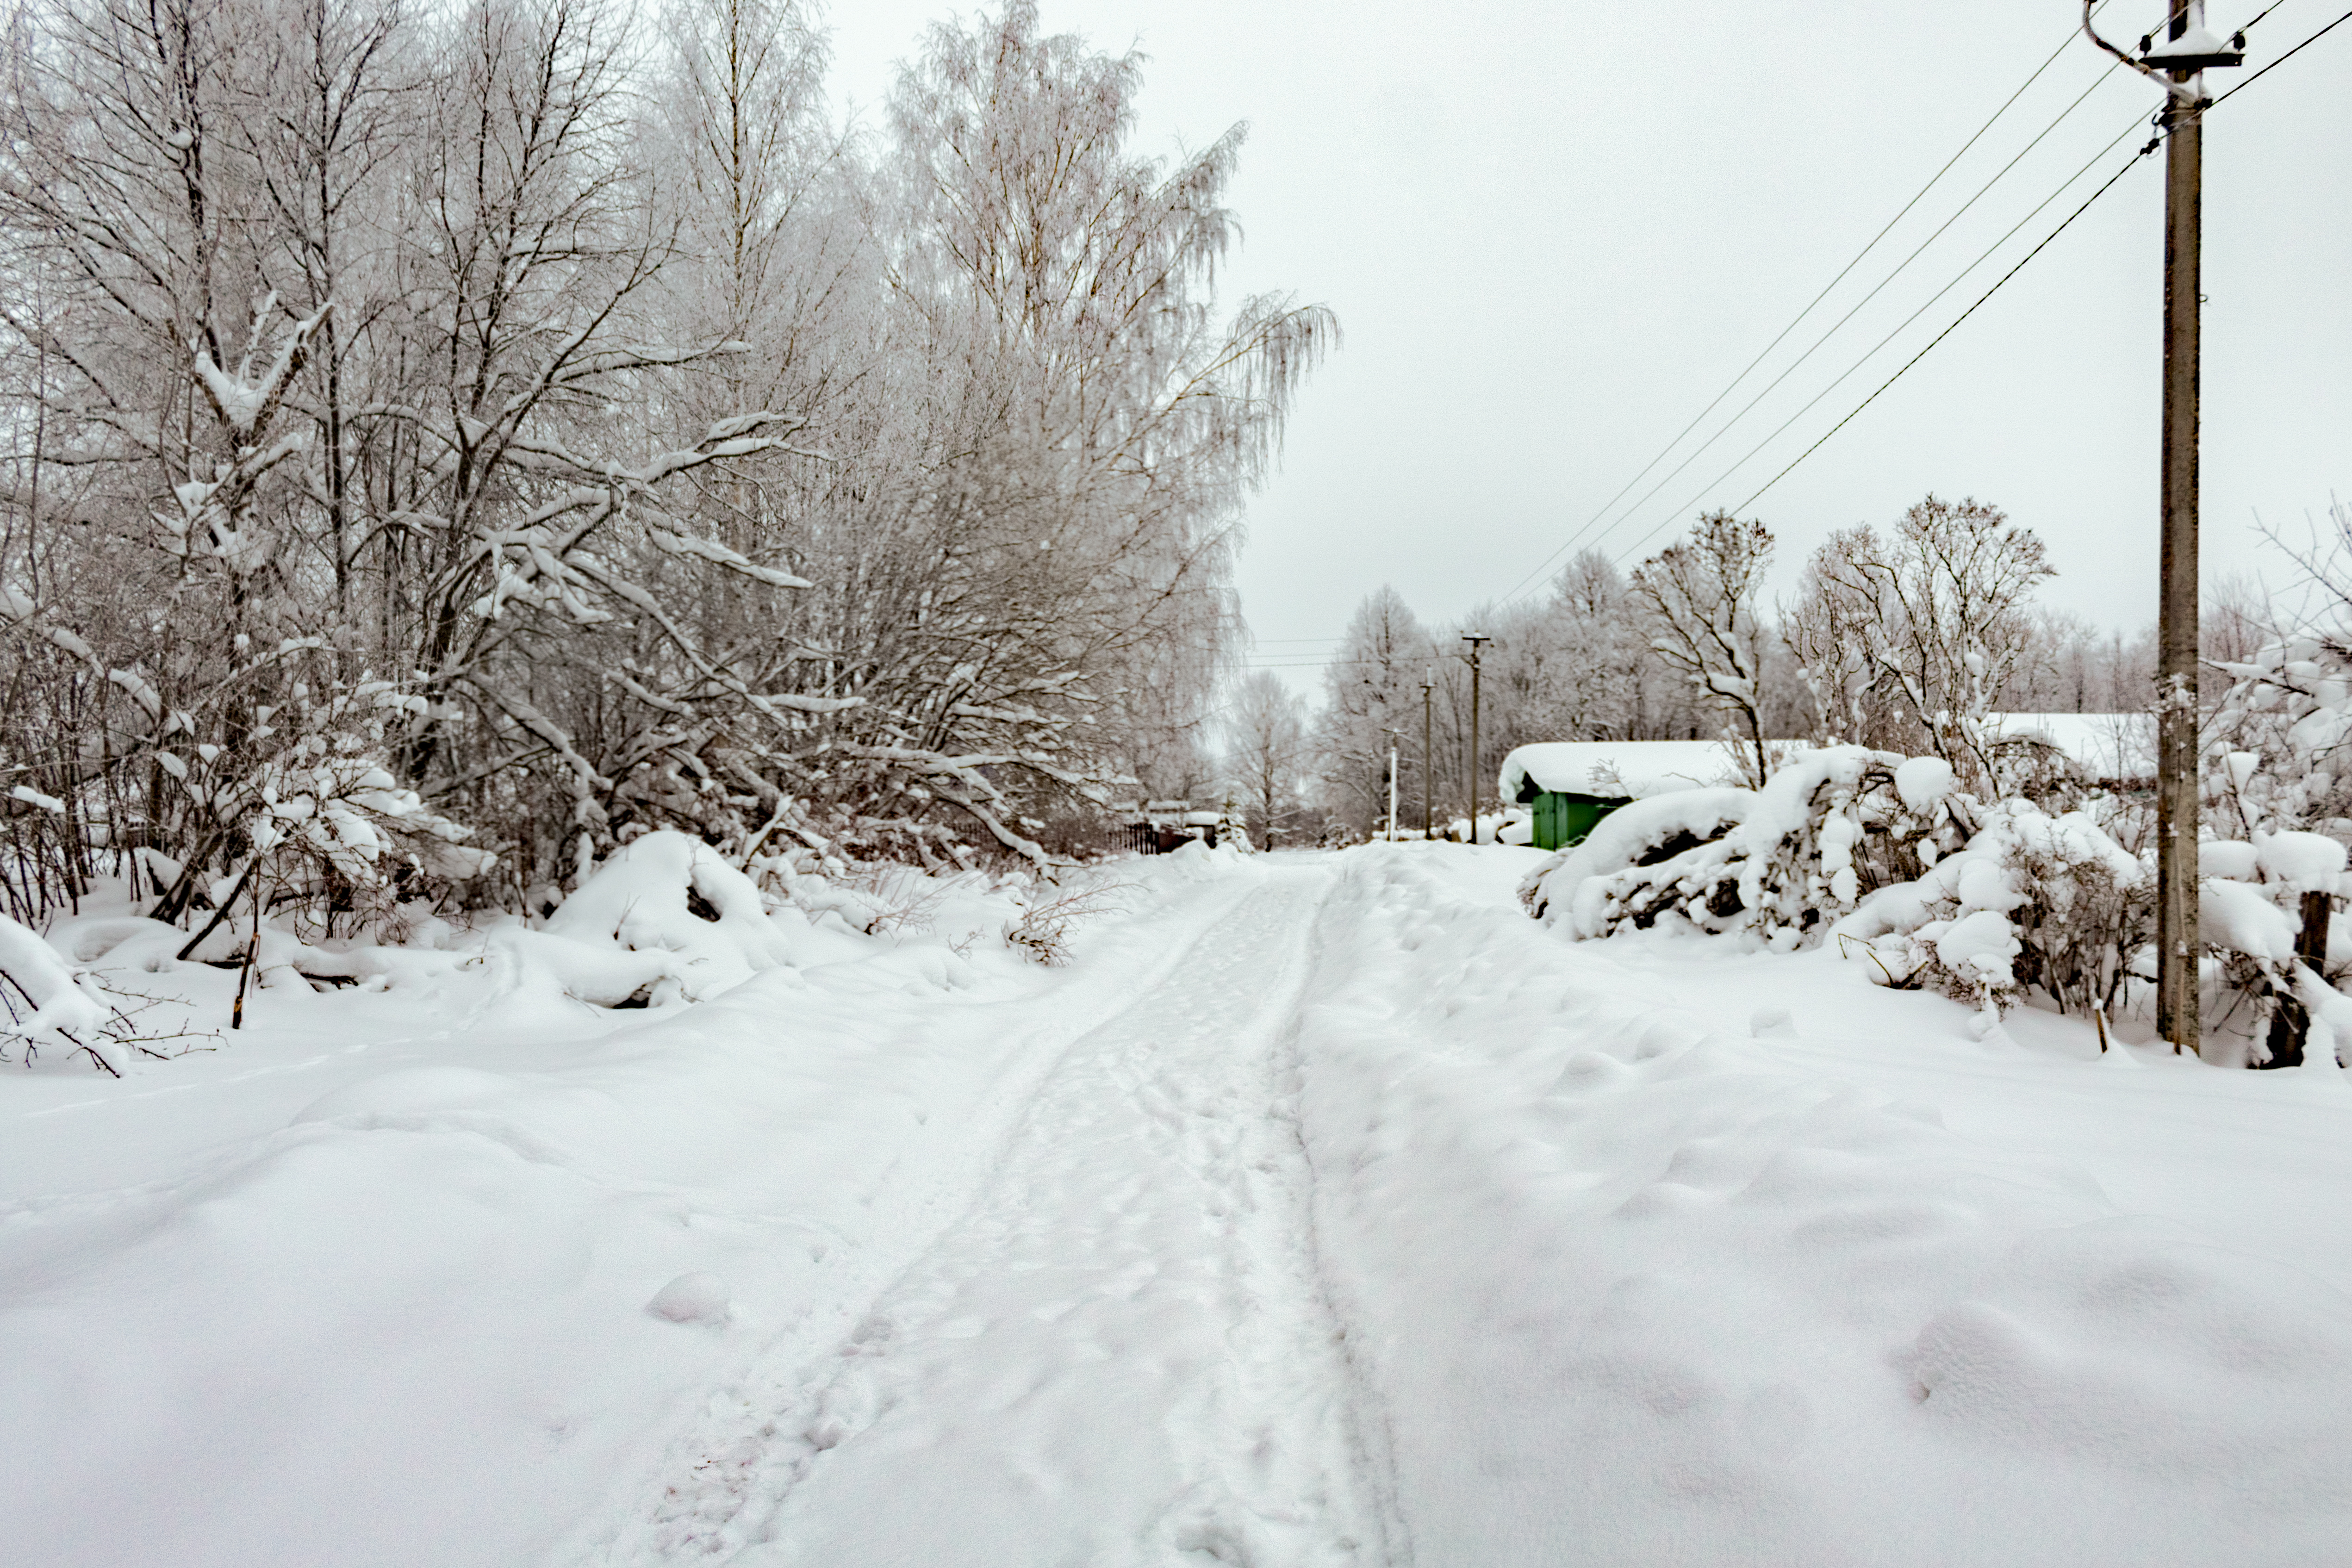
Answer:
1461 633 1491 842
1421 670 1435 840
2082 1 2241 1052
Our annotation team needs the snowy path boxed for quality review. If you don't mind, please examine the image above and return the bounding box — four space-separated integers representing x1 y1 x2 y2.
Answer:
627 868 1397 1566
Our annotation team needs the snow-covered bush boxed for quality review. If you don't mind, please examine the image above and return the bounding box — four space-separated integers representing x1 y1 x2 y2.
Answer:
537 831 798 1004
1834 798 2147 1025
1523 744 2164 1034
0 912 213 1074
2188 827 2350 1066
2208 616 2352 844
1002 871 1134 966
0 914 110 1069
2199 560 2352 1062
1522 747 1924 952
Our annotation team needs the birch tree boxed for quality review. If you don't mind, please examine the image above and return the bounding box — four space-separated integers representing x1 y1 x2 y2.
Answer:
1781 495 2053 786
0 0 1338 925
1634 512 1776 787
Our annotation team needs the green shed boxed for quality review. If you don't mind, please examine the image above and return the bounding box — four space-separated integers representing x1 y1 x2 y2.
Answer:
1500 741 1753 852
1528 790 1624 852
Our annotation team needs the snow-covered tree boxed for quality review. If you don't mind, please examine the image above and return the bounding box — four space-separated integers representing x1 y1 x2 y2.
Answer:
1780 495 2053 786
1220 671 1308 849
1312 586 1431 838
1633 512 1776 787
0 0 1335 926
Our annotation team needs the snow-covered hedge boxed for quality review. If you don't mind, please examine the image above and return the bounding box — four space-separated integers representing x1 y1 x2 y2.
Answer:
1521 738 2352 1063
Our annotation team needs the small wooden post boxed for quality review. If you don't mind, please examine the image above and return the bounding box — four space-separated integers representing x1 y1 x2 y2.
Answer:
231 861 262 1031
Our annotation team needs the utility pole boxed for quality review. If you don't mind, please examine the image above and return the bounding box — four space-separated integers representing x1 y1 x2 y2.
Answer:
2082 2 2240 1052
2157 49 2203 1054
1462 633 1490 843
1421 671 1434 840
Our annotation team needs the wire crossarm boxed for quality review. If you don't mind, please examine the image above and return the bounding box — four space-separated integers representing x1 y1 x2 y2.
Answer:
2084 0 2241 101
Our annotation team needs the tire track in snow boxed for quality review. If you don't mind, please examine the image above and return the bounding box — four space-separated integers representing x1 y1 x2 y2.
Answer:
706 870 1395 1565
577 875 1272 1566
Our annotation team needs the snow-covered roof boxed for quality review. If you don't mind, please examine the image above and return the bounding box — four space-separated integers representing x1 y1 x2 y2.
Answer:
1984 713 2154 780
1499 740 1750 803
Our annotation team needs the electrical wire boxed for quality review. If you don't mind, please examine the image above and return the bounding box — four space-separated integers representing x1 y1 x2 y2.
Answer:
1492 5 2123 605
1596 1 2351 549
2215 2 2352 101
1713 145 2157 525
1560 71 2145 584
1604 111 2152 565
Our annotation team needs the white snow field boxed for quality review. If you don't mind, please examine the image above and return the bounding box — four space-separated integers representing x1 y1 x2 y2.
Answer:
8 843 2352 1566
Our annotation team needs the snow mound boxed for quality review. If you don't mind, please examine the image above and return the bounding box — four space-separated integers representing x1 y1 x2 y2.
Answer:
543 830 799 1001
645 1272 733 1326
1902 1220 2352 1488
1893 755 1956 811
2257 829 2346 888
2203 879 2300 964
2202 840 2261 880
292 1067 524 1124
0 912 119 1071
1165 839 1246 880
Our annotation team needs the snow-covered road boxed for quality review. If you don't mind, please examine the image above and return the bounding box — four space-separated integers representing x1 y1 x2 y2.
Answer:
11 844 2352 1566
625 870 1393 1566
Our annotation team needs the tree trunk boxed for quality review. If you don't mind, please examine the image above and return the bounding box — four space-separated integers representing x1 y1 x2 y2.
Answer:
2259 891 2332 1070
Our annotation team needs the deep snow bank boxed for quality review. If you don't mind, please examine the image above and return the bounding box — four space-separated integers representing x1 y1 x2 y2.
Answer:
1300 845 2352 1567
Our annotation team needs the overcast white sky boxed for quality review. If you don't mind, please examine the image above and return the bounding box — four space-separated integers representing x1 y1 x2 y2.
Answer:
828 0 2352 688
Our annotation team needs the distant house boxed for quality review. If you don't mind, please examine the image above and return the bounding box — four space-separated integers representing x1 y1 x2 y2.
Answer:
1115 799 1245 854
1499 740 1756 852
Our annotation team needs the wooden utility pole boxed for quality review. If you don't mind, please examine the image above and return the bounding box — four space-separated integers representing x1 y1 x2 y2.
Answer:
2083 2 2239 1052
2155 67 2203 1051
1462 633 1490 842
1421 671 1434 840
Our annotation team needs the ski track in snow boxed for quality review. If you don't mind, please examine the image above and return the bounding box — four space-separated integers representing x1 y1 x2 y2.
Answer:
611 869 1395 1567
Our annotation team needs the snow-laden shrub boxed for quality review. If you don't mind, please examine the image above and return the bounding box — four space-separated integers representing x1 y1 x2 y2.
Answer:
2209 626 2352 839
1002 874 1130 966
1834 799 2146 1024
1520 746 2164 1035
0 913 111 1066
1524 747 1927 952
1518 788 1751 924
2190 827 2351 1065
0 913 213 1074
538 830 797 1003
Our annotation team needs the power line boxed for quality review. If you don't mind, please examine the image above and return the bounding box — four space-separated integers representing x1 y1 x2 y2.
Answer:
1496 2 2131 604
1605 110 2152 566
1568 67 2140 579
2215 3 2352 102
1714 145 2156 524
1604 2 2348 551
